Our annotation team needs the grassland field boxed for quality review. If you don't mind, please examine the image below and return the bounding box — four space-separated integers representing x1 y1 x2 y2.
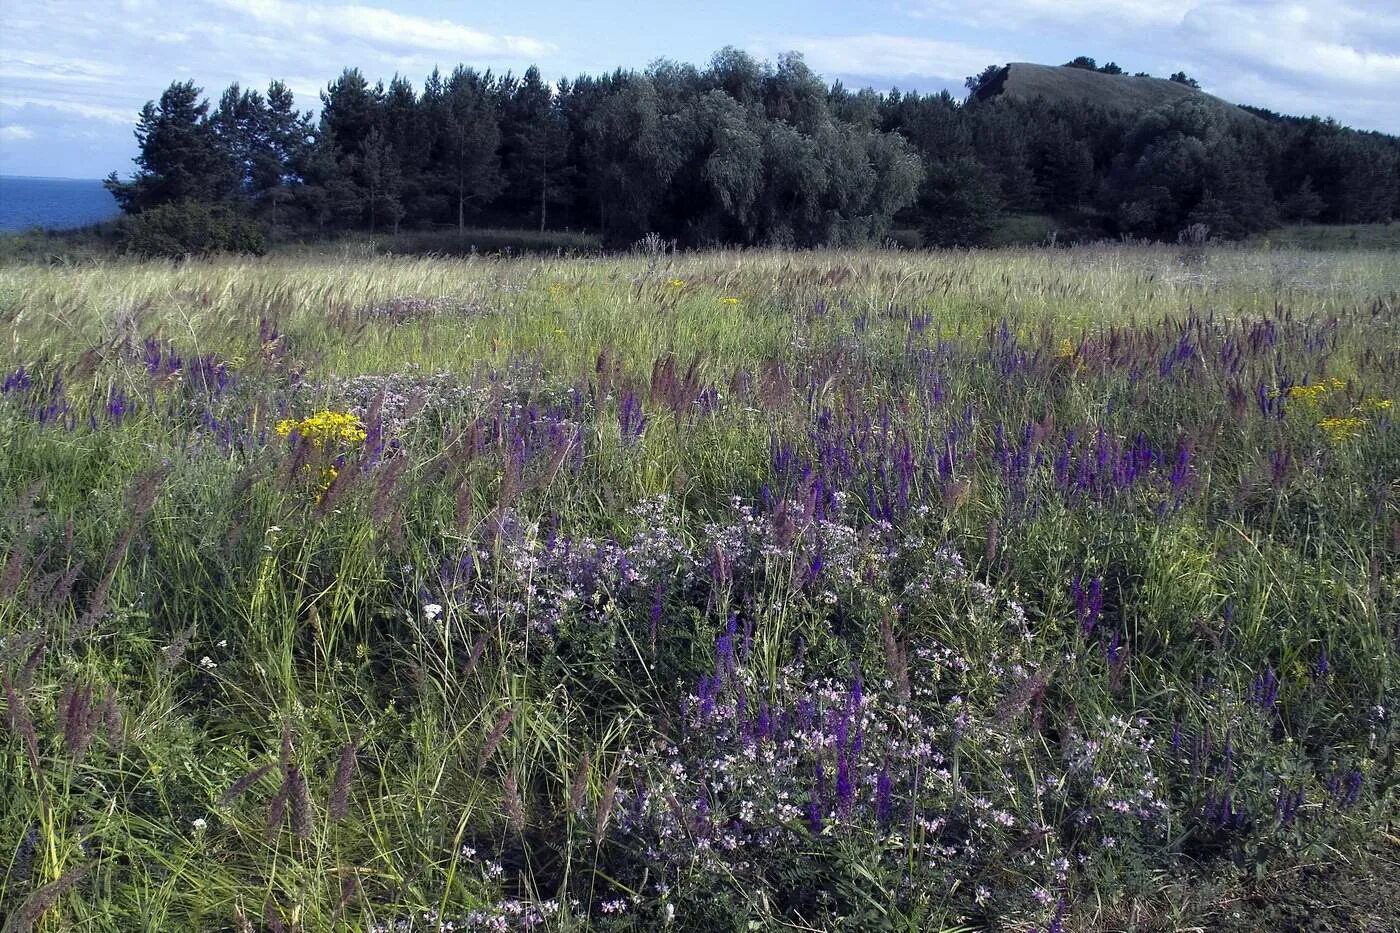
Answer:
1 244 1399 931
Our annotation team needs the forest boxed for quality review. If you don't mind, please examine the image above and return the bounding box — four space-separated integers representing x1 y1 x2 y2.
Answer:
104 48 1400 252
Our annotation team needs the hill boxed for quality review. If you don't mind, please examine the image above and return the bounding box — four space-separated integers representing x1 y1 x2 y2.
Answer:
974 62 1260 124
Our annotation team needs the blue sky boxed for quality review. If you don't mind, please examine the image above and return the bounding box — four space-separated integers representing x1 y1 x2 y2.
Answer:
3 0 1399 178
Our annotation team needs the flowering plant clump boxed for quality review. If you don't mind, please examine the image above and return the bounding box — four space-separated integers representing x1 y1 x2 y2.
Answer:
1284 377 1346 406
1318 415 1366 445
275 409 367 448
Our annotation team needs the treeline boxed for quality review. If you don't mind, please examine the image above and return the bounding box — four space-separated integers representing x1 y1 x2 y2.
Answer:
105 48 1400 252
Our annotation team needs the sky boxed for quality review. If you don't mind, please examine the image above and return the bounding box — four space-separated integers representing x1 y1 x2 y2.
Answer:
2 0 1399 179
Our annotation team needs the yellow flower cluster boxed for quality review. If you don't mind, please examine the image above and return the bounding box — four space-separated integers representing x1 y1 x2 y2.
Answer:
667 278 686 288
1054 338 1077 361
1318 416 1366 445
1285 377 1347 405
719 296 741 305
275 410 367 449
1276 379 1393 445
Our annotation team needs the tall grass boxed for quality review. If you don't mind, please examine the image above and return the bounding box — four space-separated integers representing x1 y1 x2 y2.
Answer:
1 244 1397 931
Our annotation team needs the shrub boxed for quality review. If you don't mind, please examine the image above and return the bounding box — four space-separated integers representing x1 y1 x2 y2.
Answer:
121 200 266 258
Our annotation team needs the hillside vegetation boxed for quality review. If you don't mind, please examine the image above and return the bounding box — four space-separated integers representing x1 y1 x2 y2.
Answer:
976 63 1257 125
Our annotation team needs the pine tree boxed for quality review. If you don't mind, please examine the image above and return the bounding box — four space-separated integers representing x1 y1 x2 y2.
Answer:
105 81 237 212
358 128 403 235
262 80 314 227
435 67 504 233
500 67 571 231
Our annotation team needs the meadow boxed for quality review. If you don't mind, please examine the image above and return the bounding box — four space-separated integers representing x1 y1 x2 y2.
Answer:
1 243 1398 931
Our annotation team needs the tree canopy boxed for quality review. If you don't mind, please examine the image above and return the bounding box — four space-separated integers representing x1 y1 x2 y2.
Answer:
106 48 1400 250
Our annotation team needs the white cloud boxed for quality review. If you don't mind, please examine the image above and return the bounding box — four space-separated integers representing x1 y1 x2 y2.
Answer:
766 35 1014 83
909 0 1185 30
0 96 134 124
0 53 126 84
1180 1 1400 88
215 0 554 58
0 125 36 141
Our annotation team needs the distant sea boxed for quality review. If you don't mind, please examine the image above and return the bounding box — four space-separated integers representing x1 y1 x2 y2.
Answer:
0 175 121 232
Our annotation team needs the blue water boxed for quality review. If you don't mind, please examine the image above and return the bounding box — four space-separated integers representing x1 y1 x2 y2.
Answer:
0 175 121 232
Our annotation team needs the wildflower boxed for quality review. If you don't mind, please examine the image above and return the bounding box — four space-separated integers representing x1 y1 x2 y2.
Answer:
1054 338 1077 365
192 817 208 832
1317 416 1365 444
199 656 217 671
1072 574 1103 636
1286 383 1330 405
719 296 741 305
423 603 444 621
316 466 340 499
667 278 685 288
1312 647 1330 681
275 410 367 449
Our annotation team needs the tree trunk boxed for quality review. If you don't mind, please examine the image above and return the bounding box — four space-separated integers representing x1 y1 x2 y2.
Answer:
540 159 547 233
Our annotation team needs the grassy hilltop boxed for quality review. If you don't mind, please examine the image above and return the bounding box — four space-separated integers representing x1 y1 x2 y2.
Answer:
1 245 1399 930
973 63 1259 125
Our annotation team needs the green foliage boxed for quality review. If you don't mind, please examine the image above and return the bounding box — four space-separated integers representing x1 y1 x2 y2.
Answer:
120 200 267 257
103 51 1400 250
919 156 1003 246
104 80 238 212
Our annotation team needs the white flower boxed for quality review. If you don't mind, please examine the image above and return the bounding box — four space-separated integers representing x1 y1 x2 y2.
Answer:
199 656 217 670
423 603 444 620
192 818 208 832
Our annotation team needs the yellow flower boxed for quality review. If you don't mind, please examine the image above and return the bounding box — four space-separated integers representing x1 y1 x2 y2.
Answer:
276 410 367 449
1317 416 1365 444
1286 383 1329 405
314 466 339 504
1054 338 1076 361
1358 397 1393 413
719 296 741 305
667 278 685 288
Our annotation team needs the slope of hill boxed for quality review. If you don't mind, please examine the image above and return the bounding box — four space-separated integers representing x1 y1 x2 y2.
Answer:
974 62 1259 124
